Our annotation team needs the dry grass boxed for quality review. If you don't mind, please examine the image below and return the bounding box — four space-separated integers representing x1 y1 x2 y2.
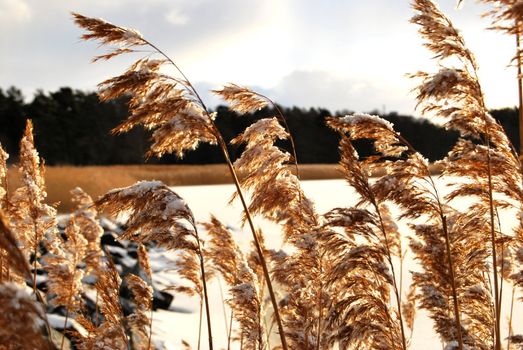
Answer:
6 164 341 212
6 163 443 213
2 2 523 350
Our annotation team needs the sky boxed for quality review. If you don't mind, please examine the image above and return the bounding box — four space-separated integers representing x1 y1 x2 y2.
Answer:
0 0 519 116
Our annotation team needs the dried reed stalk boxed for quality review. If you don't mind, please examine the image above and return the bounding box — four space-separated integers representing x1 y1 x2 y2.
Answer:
0 211 31 281
205 216 264 350
327 116 406 350
329 113 472 348
126 273 153 349
44 216 87 349
7 121 57 292
70 187 104 279
73 13 288 349
76 257 129 349
137 244 154 349
225 114 331 349
410 1 523 347
0 283 52 349
96 180 214 349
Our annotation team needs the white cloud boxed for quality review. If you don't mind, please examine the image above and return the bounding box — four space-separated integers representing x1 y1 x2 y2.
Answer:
262 70 416 114
165 8 189 26
0 0 32 24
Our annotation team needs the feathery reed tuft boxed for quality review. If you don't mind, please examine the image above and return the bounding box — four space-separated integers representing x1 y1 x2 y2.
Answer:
205 216 264 350
0 283 52 349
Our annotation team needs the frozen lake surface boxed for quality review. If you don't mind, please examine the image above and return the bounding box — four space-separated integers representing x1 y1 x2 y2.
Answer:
148 179 523 349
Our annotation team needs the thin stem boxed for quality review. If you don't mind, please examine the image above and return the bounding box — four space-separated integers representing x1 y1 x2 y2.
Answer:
218 278 230 342
147 307 153 350
227 311 233 350
441 215 464 350
197 298 203 350
60 304 70 350
465 44 502 350
32 212 39 295
315 252 324 350
516 20 523 157
194 226 213 350
216 133 288 350
33 288 54 348
507 287 515 350
485 132 502 350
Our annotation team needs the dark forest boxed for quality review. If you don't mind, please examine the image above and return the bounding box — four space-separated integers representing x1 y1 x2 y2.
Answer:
0 86 519 165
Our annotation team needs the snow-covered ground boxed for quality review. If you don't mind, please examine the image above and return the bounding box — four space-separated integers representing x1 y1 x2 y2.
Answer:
148 179 523 349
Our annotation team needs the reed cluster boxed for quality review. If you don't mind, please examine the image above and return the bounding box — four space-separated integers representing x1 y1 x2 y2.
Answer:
1 0 523 349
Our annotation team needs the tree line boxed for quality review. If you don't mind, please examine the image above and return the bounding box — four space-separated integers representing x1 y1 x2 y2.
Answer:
0 86 519 165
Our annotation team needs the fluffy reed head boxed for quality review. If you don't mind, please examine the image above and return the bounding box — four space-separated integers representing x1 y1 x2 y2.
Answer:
126 273 153 349
0 144 8 210
97 181 197 250
231 117 316 238
43 216 87 313
73 13 218 159
213 84 269 114
71 187 104 277
0 211 31 280
0 283 51 349
205 216 264 349
97 181 205 297
8 120 57 258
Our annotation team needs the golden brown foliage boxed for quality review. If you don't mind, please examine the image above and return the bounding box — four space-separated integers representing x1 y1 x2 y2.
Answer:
0 283 52 349
44 217 87 313
213 84 269 114
76 259 128 349
0 211 31 280
205 216 264 350
126 273 153 349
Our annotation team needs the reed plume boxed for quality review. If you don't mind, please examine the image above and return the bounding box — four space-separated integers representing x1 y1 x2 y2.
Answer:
328 112 480 349
228 114 333 349
126 273 153 350
0 211 31 281
96 180 214 349
70 187 104 280
43 216 87 349
205 216 264 350
7 120 57 291
73 14 288 348
411 0 523 347
76 258 129 349
327 115 407 350
0 144 8 211
0 283 52 349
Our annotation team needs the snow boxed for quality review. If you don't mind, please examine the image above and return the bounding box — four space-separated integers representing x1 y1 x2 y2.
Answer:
107 180 163 197
47 313 88 336
138 179 523 350
162 197 188 218
339 113 394 131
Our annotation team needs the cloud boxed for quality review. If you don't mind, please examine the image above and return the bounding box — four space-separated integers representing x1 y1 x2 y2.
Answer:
263 70 416 114
0 0 32 24
165 9 189 26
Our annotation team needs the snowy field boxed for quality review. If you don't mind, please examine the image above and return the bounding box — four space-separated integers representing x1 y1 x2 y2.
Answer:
146 179 523 349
